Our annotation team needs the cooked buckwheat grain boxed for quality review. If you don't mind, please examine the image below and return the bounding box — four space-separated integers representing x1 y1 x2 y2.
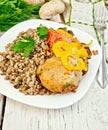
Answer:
0 28 53 95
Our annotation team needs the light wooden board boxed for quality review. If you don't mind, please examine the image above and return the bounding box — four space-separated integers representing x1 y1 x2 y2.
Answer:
0 94 4 128
2 81 108 130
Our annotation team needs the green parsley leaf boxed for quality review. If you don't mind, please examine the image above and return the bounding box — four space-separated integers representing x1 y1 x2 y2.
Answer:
11 36 35 57
37 26 48 39
23 42 34 57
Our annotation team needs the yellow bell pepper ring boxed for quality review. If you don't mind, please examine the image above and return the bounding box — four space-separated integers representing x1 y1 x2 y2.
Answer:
78 47 89 58
52 41 71 57
70 42 89 58
61 52 88 71
52 40 89 71
56 29 73 38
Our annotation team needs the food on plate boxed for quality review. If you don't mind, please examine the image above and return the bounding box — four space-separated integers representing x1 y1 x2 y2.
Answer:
0 24 93 95
0 28 53 95
39 0 65 19
37 56 82 93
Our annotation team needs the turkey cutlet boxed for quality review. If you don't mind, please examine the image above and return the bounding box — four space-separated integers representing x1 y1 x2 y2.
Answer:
37 57 82 93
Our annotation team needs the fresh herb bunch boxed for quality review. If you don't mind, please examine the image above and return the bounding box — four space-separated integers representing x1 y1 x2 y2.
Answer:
0 0 41 32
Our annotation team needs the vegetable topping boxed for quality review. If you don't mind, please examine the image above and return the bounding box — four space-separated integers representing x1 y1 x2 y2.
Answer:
52 41 89 71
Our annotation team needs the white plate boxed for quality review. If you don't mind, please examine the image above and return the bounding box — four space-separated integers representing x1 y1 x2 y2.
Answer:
0 19 101 109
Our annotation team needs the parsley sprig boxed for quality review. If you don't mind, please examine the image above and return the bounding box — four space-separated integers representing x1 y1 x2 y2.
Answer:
11 36 35 57
11 26 48 57
37 26 48 39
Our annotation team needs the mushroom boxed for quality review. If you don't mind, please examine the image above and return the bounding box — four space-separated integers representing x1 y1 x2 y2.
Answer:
39 0 65 19
24 0 45 5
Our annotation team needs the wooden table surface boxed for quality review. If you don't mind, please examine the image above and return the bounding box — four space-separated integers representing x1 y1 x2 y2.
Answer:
0 0 108 130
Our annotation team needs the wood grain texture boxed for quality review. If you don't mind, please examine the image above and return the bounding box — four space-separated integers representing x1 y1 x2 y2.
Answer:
2 80 108 130
0 94 4 128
